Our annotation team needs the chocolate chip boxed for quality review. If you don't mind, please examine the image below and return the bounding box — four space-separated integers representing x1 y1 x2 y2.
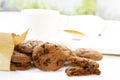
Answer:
56 59 63 66
41 44 45 48
33 55 39 61
83 65 88 69
43 58 50 66
15 63 21 67
44 48 49 53
54 45 58 47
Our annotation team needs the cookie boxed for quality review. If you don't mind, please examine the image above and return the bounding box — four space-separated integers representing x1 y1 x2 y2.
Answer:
16 40 43 54
32 42 66 71
74 48 103 60
67 56 99 69
57 45 76 61
11 50 32 63
10 62 32 71
65 67 101 76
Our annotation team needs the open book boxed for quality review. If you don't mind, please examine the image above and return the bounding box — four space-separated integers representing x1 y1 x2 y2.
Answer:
50 15 120 55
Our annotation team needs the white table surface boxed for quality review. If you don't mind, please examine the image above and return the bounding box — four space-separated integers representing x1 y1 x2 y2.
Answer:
0 55 120 80
0 12 120 80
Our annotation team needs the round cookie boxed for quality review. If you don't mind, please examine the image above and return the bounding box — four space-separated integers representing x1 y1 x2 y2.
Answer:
10 62 32 71
16 40 43 54
74 48 103 60
32 42 66 71
11 50 32 63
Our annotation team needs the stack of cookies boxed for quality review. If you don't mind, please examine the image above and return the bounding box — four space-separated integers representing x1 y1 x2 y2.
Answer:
9 40 103 77
66 56 101 76
10 40 43 71
65 48 103 76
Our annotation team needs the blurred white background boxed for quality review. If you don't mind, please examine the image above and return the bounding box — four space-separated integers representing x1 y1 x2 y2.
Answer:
96 0 120 20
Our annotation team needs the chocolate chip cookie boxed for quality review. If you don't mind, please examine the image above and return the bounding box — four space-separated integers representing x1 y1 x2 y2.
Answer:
65 66 101 76
16 40 43 54
67 56 99 69
74 48 103 60
32 42 66 71
11 50 32 63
